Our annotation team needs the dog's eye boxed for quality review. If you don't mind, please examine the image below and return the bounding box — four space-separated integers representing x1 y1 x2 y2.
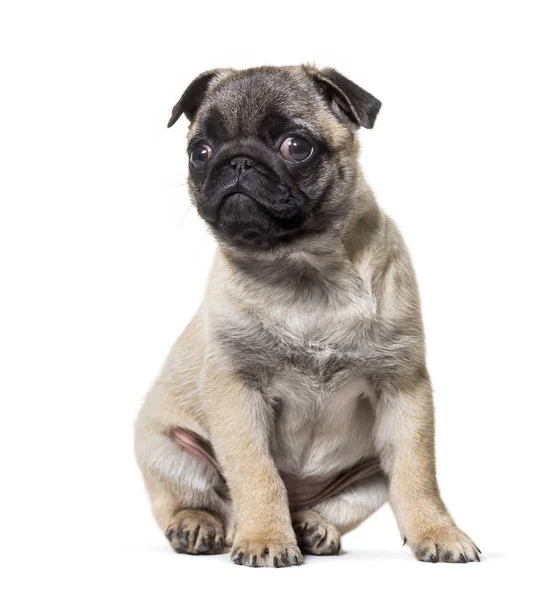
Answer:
190 144 213 169
280 137 313 162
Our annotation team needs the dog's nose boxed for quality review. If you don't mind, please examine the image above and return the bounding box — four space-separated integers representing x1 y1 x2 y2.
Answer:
229 156 254 175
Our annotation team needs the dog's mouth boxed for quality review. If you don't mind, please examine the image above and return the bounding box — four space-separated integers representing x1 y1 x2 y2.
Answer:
221 191 254 203
198 179 308 247
220 190 300 221
213 190 263 225
217 191 259 218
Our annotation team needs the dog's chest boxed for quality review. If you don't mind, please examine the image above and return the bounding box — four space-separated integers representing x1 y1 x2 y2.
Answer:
269 367 376 476
219 291 383 476
270 309 378 475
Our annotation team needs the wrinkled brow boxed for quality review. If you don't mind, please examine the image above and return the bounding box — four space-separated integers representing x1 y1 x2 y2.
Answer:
195 107 229 142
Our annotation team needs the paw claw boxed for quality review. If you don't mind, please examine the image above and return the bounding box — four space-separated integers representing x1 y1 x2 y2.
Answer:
192 524 200 546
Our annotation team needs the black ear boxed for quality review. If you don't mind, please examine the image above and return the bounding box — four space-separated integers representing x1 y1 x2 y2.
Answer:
308 67 381 129
167 69 224 128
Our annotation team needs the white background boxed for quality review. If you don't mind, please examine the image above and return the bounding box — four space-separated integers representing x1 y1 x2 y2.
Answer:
1 1 559 598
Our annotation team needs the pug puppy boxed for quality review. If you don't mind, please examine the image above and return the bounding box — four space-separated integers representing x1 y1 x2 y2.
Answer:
135 65 480 567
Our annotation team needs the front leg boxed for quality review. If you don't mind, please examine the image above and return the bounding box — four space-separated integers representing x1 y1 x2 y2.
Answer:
204 367 302 568
376 373 480 563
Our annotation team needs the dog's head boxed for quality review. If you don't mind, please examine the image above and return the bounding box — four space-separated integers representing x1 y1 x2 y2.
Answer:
168 65 381 251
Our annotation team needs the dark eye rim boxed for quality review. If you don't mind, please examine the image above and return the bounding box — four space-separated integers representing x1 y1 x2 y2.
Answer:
278 134 315 163
189 143 213 169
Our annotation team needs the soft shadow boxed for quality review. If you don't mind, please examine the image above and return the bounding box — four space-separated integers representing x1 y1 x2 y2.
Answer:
338 548 412 561
337 548 505 562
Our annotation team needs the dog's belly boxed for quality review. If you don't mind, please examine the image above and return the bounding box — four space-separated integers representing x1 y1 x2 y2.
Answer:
268 371 377 478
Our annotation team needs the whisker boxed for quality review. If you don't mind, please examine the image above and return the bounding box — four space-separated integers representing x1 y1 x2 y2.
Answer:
178 203 196 227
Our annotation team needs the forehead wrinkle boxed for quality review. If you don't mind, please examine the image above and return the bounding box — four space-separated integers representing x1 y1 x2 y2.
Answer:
289 117 324 139
205 96 324 141
219 89 287 137
190 67 352 147
217 70 318 128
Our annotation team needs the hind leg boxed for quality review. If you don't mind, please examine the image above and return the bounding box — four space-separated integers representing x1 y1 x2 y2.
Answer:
292 473 389 555
292 510 342 555
135 421 232 555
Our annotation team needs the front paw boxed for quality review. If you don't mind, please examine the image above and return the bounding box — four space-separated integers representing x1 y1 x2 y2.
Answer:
231 536 303 568
408 525 481 563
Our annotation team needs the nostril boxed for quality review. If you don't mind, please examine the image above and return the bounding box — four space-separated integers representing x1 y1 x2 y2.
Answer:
230 156 254 171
